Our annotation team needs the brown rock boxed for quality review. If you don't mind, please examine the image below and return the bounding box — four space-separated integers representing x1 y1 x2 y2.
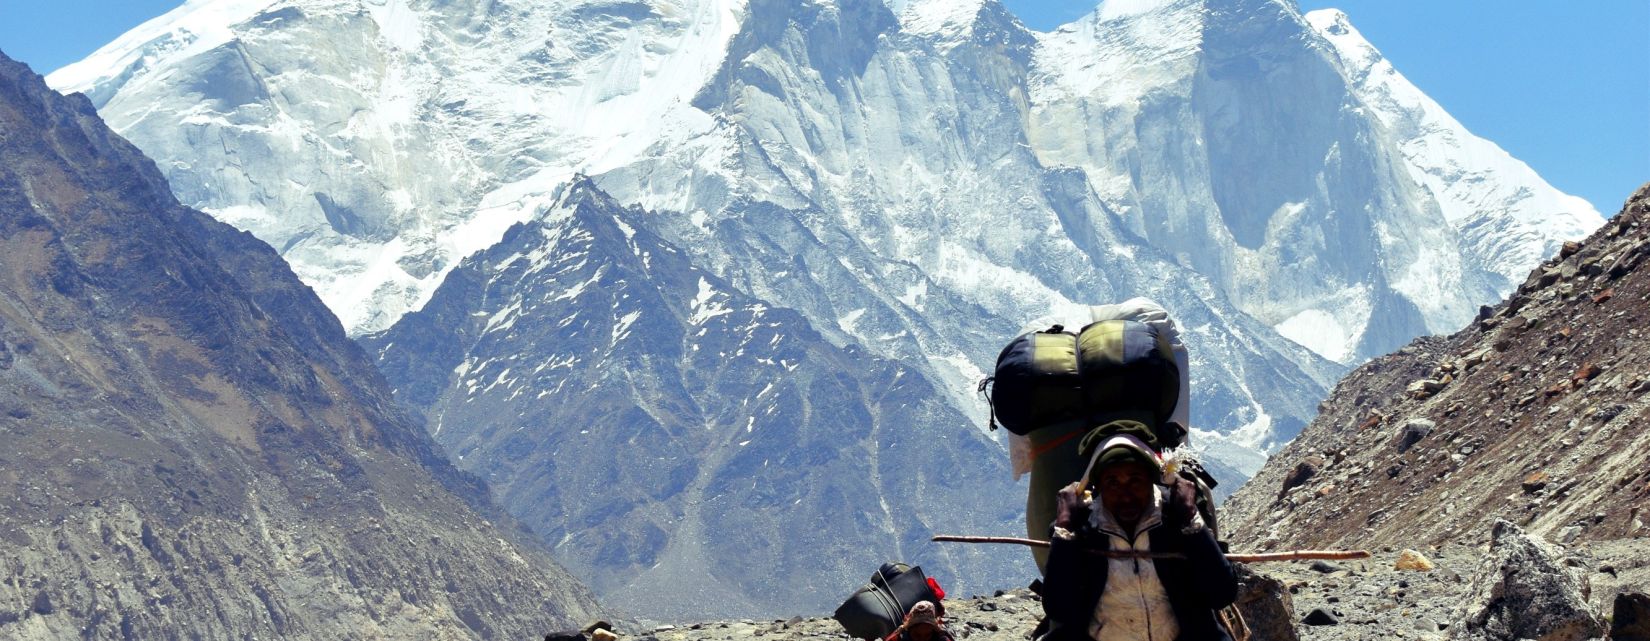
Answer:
1232 565 1299 641
1594 288 1615 304
1571 363 1604 386
1408 379 1446 399
1522 471 1550 494
1279 456 1326 497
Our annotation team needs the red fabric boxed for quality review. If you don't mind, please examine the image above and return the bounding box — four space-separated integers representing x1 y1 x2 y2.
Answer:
926 577 946 601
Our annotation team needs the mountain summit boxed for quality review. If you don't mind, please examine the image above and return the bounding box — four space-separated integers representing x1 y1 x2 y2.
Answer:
46 0 1601 618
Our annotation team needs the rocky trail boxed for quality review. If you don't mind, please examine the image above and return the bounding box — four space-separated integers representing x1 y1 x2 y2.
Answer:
572 519 1648 641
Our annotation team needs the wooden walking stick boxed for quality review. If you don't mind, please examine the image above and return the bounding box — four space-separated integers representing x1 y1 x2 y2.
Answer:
930 535 1371 563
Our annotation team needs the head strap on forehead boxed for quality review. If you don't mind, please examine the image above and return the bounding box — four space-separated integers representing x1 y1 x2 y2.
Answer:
1077 430 1162 489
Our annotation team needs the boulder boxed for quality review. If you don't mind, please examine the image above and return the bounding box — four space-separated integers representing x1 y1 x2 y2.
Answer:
1614 592 1650 641
1408 379 1446 399
1278 456 1325 497
1395 549 1436 572
1521 471 1550 494
1447 520 1605 641
1302 608 1339 626
1396 419 1435 453
1232 564 1299 641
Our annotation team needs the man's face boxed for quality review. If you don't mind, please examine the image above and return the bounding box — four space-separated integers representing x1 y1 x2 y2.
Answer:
909 623 935 641
1093 459 1155 528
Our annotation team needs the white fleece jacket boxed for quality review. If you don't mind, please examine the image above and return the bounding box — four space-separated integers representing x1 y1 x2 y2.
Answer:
1087 486 1178 641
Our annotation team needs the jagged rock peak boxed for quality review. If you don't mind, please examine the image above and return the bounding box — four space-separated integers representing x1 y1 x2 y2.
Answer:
362 177 1025 618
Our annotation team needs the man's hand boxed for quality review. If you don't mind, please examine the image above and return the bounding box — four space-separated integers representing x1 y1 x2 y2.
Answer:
1162 475 1203 533
1052 481 1090 533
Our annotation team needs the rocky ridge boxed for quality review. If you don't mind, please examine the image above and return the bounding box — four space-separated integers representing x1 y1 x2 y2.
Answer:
1221 185 1650 551
0 51 600 639
1222 185 1650 621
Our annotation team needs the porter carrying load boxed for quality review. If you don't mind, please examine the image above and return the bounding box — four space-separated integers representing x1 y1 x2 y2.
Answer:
980 298 1205 573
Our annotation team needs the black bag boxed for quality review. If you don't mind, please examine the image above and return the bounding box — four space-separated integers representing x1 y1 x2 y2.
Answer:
985 320 1182 446
832 563 940 640
984 326 1083 435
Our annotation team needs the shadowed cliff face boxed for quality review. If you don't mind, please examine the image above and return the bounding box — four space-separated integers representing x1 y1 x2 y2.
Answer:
1224 185 1650 553
0 51 600 639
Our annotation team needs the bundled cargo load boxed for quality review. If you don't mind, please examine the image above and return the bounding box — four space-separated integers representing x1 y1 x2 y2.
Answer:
985 307 1187 449
832 562 947 640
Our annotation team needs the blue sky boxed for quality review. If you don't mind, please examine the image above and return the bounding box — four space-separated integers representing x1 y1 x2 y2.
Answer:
2 0 1645 213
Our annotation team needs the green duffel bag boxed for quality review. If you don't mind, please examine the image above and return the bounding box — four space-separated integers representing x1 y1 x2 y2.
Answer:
1073 319 1184 448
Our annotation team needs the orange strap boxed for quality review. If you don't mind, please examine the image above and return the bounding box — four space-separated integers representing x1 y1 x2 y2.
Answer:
1028 429 1085 461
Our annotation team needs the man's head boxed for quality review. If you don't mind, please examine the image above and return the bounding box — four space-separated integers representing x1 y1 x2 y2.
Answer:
905 601 939 640
1080 432 1162 530
1091 456 1156 529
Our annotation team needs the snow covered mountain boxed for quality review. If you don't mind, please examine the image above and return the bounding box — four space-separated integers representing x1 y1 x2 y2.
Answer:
47 0 1600 617
361 178 1024 616
1304 9 1602 297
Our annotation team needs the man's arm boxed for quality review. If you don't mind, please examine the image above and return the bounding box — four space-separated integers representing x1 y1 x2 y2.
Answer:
1177 525 1237 609
1040 483 1101 637
1162 477 1237 609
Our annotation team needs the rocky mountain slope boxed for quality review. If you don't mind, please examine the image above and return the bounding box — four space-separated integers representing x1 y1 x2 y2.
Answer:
0 52 600 639
1224 184 1650 556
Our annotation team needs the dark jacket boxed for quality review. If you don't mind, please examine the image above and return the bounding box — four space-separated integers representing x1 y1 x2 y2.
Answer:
885 627 955 641
1040 509 1238 641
